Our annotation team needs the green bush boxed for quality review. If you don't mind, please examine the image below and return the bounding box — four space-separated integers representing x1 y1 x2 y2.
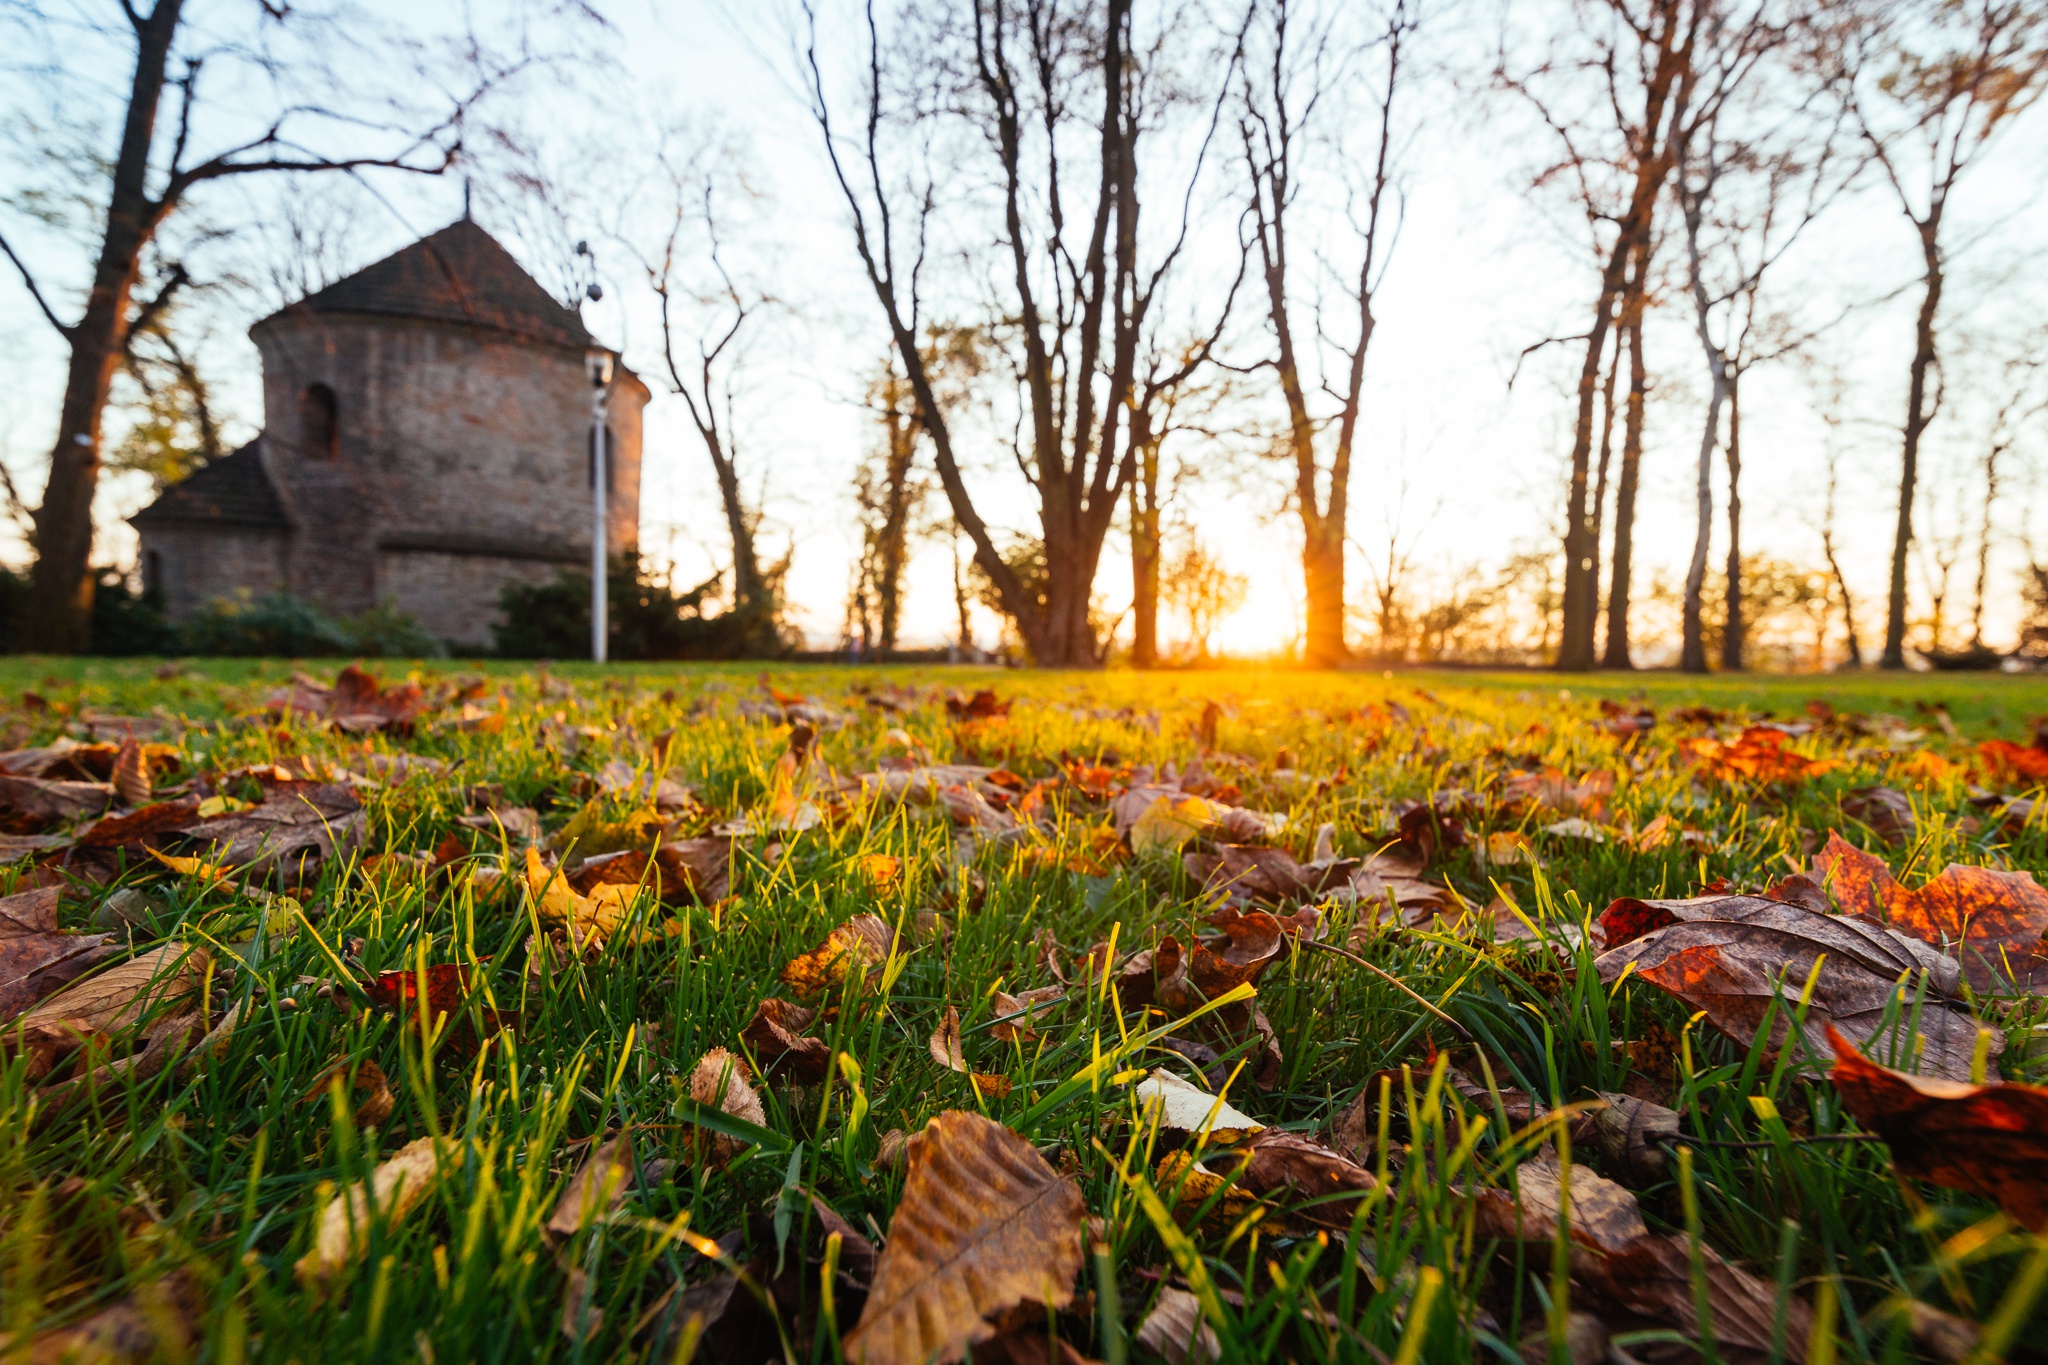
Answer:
177 592 438 658
89 571 182 655
494 558 787 660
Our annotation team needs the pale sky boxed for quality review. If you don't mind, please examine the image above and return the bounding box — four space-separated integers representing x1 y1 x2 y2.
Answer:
3 0 2044 660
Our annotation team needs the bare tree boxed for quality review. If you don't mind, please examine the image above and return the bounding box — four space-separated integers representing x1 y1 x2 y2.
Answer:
1833 0 2048 667
800 0 1231 666
1502 0 1714 670
637 161 783 643
1236 0 1413 669
1675 18 1848 672
1 1 557 651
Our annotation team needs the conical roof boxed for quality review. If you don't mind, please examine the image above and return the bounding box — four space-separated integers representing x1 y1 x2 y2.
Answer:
260 218 595 351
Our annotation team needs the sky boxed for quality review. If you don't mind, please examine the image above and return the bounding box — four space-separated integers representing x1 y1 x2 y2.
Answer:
3 0 2045 661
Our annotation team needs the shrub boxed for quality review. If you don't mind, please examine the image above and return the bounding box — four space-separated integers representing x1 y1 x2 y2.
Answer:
177 592 438 658
494 559 788 660
89 571 182 655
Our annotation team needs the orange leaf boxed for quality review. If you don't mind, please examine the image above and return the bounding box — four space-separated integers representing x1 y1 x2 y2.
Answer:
1829 1024 2048 1230
781 914 897 995
1810 832 2048 990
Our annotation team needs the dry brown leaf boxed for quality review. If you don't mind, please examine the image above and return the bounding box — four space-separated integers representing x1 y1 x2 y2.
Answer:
990 985 1065 1042
928 1006 1013 1098
16 941 211 1040
0 775 113 832
1570 1233 1812 1365
842 1111 1085 1365
0 887 118 1024
1226 1128 1377 1232
1135 1286 1220 1365
782 914 897 995
547 1133 637 1238
302 1058 396 1127
1595 893 1990 1081
110 736 151 807
687 1046 768 1162
1473 1155 1649 1253
740 997 833 1082
0 1268 201 1363
296 1135 457 1284
1829 1024 2048 1230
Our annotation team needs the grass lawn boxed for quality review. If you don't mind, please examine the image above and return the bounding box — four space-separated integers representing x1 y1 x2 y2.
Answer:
2 657 2046 1363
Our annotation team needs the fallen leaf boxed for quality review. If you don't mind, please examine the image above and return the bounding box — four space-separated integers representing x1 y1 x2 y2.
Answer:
1225 1127 1377 1230
929 1005 1013 1098
1473 1155 1649 1253
272 663 430 733
1682 727 1837 785
947 689 1011 719
547 1132 638 1238
989 985 1065 1042
740 998 833 1081
1 1268 201 1363
15 941 211 1041
781 914 897 995
1582 1092 1678 1184
1828 1024 2048 1230
110 736 151 807
1596 892 1992 1081
177 780 365 877
523 846 650 947
1130 1069 1263 1142
687 1046 768 1162
296 1135 458 1283
1569 1233 1812 1365
0 775 112 832
0 887 118 1024
842 1111 1085 1365
1135 1286 1220 1365
1503 767 1616 816
1842 787 1915 845
303 1058 397 1127
1807 832 2048 991
1979 738 2048 784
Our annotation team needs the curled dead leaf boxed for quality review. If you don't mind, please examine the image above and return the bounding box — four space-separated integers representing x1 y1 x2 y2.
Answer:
782 914 897 995
547 1133 638 1238
843 1111 1085 1365
295 1135 458 1285
740 997 832 1082
1829 1024 2048 1230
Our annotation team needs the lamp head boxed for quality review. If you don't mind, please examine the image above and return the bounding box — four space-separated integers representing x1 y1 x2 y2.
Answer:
585 348 614 388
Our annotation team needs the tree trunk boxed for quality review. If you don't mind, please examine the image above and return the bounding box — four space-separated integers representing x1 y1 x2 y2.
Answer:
1824 535 1863 667
1589 331 1621 654
1601 250 1649 670
1882 226 1942 668
23 0 185 652
1302 528 1347 668
1680 357 1722 675
1558 261 1626 671
1719 374 1745 671
1129 432 1161 668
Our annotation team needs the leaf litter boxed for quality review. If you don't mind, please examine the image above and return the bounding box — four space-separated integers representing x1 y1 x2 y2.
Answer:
3 663 2047 1361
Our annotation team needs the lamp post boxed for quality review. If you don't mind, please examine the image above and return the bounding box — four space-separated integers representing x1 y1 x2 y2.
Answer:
586 347 615 663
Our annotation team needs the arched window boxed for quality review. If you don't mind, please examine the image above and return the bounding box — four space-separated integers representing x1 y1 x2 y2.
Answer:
299 383 338 460
142 550 163 597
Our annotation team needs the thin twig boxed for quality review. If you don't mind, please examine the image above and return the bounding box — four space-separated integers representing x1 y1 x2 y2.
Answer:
1652 1131 1885 1152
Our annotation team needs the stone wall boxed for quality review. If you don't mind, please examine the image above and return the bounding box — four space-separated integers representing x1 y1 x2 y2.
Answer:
378 550 567 650
249 310 647 628
138 526 290 621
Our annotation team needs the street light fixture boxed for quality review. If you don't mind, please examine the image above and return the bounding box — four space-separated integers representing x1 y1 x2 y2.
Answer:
586 346 615 664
